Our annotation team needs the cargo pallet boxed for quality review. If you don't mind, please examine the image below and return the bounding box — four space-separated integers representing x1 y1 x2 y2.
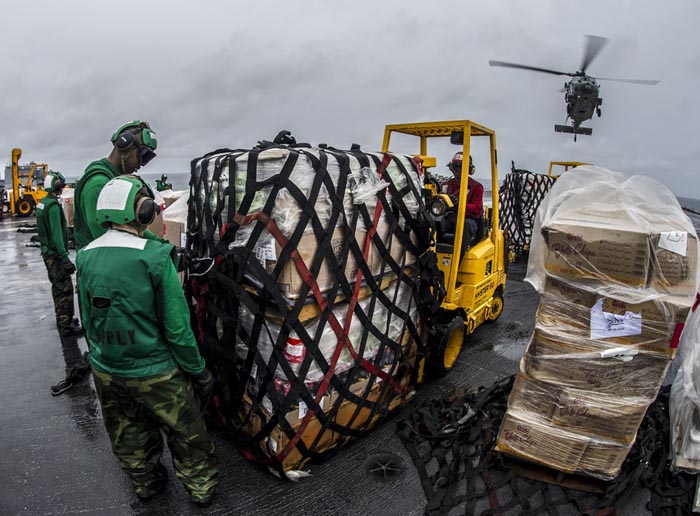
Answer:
499 454 609 494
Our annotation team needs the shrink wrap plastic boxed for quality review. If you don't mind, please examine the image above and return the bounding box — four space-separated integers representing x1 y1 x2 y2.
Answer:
498 409 633 479
163 191 188 224
192 148 421 247
507 373 650 442
671 302 700 471
191 148 422 299
59 187 75 227
526 166 699 302
535 277 690 359
498 166 698 480
235 279 417 384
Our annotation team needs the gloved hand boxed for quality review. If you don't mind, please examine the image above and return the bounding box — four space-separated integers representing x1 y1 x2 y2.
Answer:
192 368 214 397
62 260 76 274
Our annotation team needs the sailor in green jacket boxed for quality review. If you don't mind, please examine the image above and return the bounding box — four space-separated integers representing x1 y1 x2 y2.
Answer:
36 171 83 338
74 120 160 250
76 176 219 505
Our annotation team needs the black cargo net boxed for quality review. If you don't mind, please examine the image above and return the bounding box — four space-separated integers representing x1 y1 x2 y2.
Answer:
185 143 443 476
499 167 557 256
398 378 694 516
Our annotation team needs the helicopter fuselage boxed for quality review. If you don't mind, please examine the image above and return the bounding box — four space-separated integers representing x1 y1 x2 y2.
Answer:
565 74 602 127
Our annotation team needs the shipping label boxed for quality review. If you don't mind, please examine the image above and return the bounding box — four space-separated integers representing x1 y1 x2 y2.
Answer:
658 231 688 257
590 298 642 340
254 237 277 265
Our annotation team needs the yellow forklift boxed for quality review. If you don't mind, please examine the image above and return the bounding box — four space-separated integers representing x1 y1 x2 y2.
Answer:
547 161 590 177
382 120 507 378
7 148 49 216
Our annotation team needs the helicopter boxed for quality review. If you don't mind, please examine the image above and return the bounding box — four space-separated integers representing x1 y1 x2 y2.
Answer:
489 35 660 141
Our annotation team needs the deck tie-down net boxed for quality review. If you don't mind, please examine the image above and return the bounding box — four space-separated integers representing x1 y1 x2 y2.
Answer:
185 142 444 475
398 377 694 516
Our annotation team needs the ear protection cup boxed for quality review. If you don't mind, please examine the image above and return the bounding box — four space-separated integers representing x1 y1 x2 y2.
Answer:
114 130 137 151
134 196 160 225
45 172 66 192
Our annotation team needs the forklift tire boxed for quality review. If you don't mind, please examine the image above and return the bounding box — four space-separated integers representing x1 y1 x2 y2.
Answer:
427 316 465 380
484 291 504 324
15 197 35 217
2 202 8 214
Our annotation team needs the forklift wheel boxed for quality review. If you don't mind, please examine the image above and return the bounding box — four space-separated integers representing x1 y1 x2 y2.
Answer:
484 292 504 324
427 316 465 380
15 198 35 217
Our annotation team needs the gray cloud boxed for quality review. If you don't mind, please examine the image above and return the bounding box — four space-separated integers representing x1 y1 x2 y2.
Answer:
1 0 698 199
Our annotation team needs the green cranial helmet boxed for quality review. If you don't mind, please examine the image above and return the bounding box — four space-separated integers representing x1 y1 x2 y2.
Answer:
96 176 158 227
44 171 66 193
110 120 157 150
110 120 158 167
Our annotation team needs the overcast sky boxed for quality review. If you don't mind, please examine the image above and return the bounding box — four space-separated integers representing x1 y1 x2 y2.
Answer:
3 0 699 198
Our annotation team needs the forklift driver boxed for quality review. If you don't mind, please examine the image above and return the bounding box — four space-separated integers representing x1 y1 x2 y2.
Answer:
442 152 484 256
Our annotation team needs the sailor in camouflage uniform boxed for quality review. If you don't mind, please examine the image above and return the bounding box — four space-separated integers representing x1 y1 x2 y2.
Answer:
36 171 83 337
76 176 219 505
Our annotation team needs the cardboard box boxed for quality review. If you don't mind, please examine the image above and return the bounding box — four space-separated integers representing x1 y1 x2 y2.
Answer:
162 190 186 209
496 410 632 480
165 219 186 247
253 226 359 300
60 191 75 228
147 208 165 238
538 277 689 357
521 328 671 398
650 233 699 298
237 319 419 471
541 276 599 306
542 221 650 288
507 373 649 443
366 217 417 276
239 371 413 472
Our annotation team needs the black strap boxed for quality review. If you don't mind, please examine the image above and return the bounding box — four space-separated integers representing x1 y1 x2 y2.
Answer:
398 379 689 516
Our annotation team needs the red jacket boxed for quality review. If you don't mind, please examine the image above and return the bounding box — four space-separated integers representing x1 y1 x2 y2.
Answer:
443 176 484 219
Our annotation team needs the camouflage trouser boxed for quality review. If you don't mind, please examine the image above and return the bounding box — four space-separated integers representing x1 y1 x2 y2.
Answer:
43 255 75 331
92 367 220 501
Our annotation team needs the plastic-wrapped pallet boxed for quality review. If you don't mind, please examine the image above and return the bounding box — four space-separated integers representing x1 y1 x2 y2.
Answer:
496 166 699 480
670 298 700 472
185 139 441 476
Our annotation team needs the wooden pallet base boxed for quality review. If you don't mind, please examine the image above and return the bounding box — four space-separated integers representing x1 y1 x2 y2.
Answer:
500 454 609 493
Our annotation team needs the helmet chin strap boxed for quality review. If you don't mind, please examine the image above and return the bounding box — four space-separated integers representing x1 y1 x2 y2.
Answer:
119 153 128 175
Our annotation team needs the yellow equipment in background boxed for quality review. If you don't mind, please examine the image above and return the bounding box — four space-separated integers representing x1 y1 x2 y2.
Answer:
547 161 590 177
382 120 507 378
8 148 49 216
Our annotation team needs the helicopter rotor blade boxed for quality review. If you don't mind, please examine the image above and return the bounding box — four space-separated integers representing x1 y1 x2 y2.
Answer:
593 76 660 85
489 60 573 77
580 35 609 73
